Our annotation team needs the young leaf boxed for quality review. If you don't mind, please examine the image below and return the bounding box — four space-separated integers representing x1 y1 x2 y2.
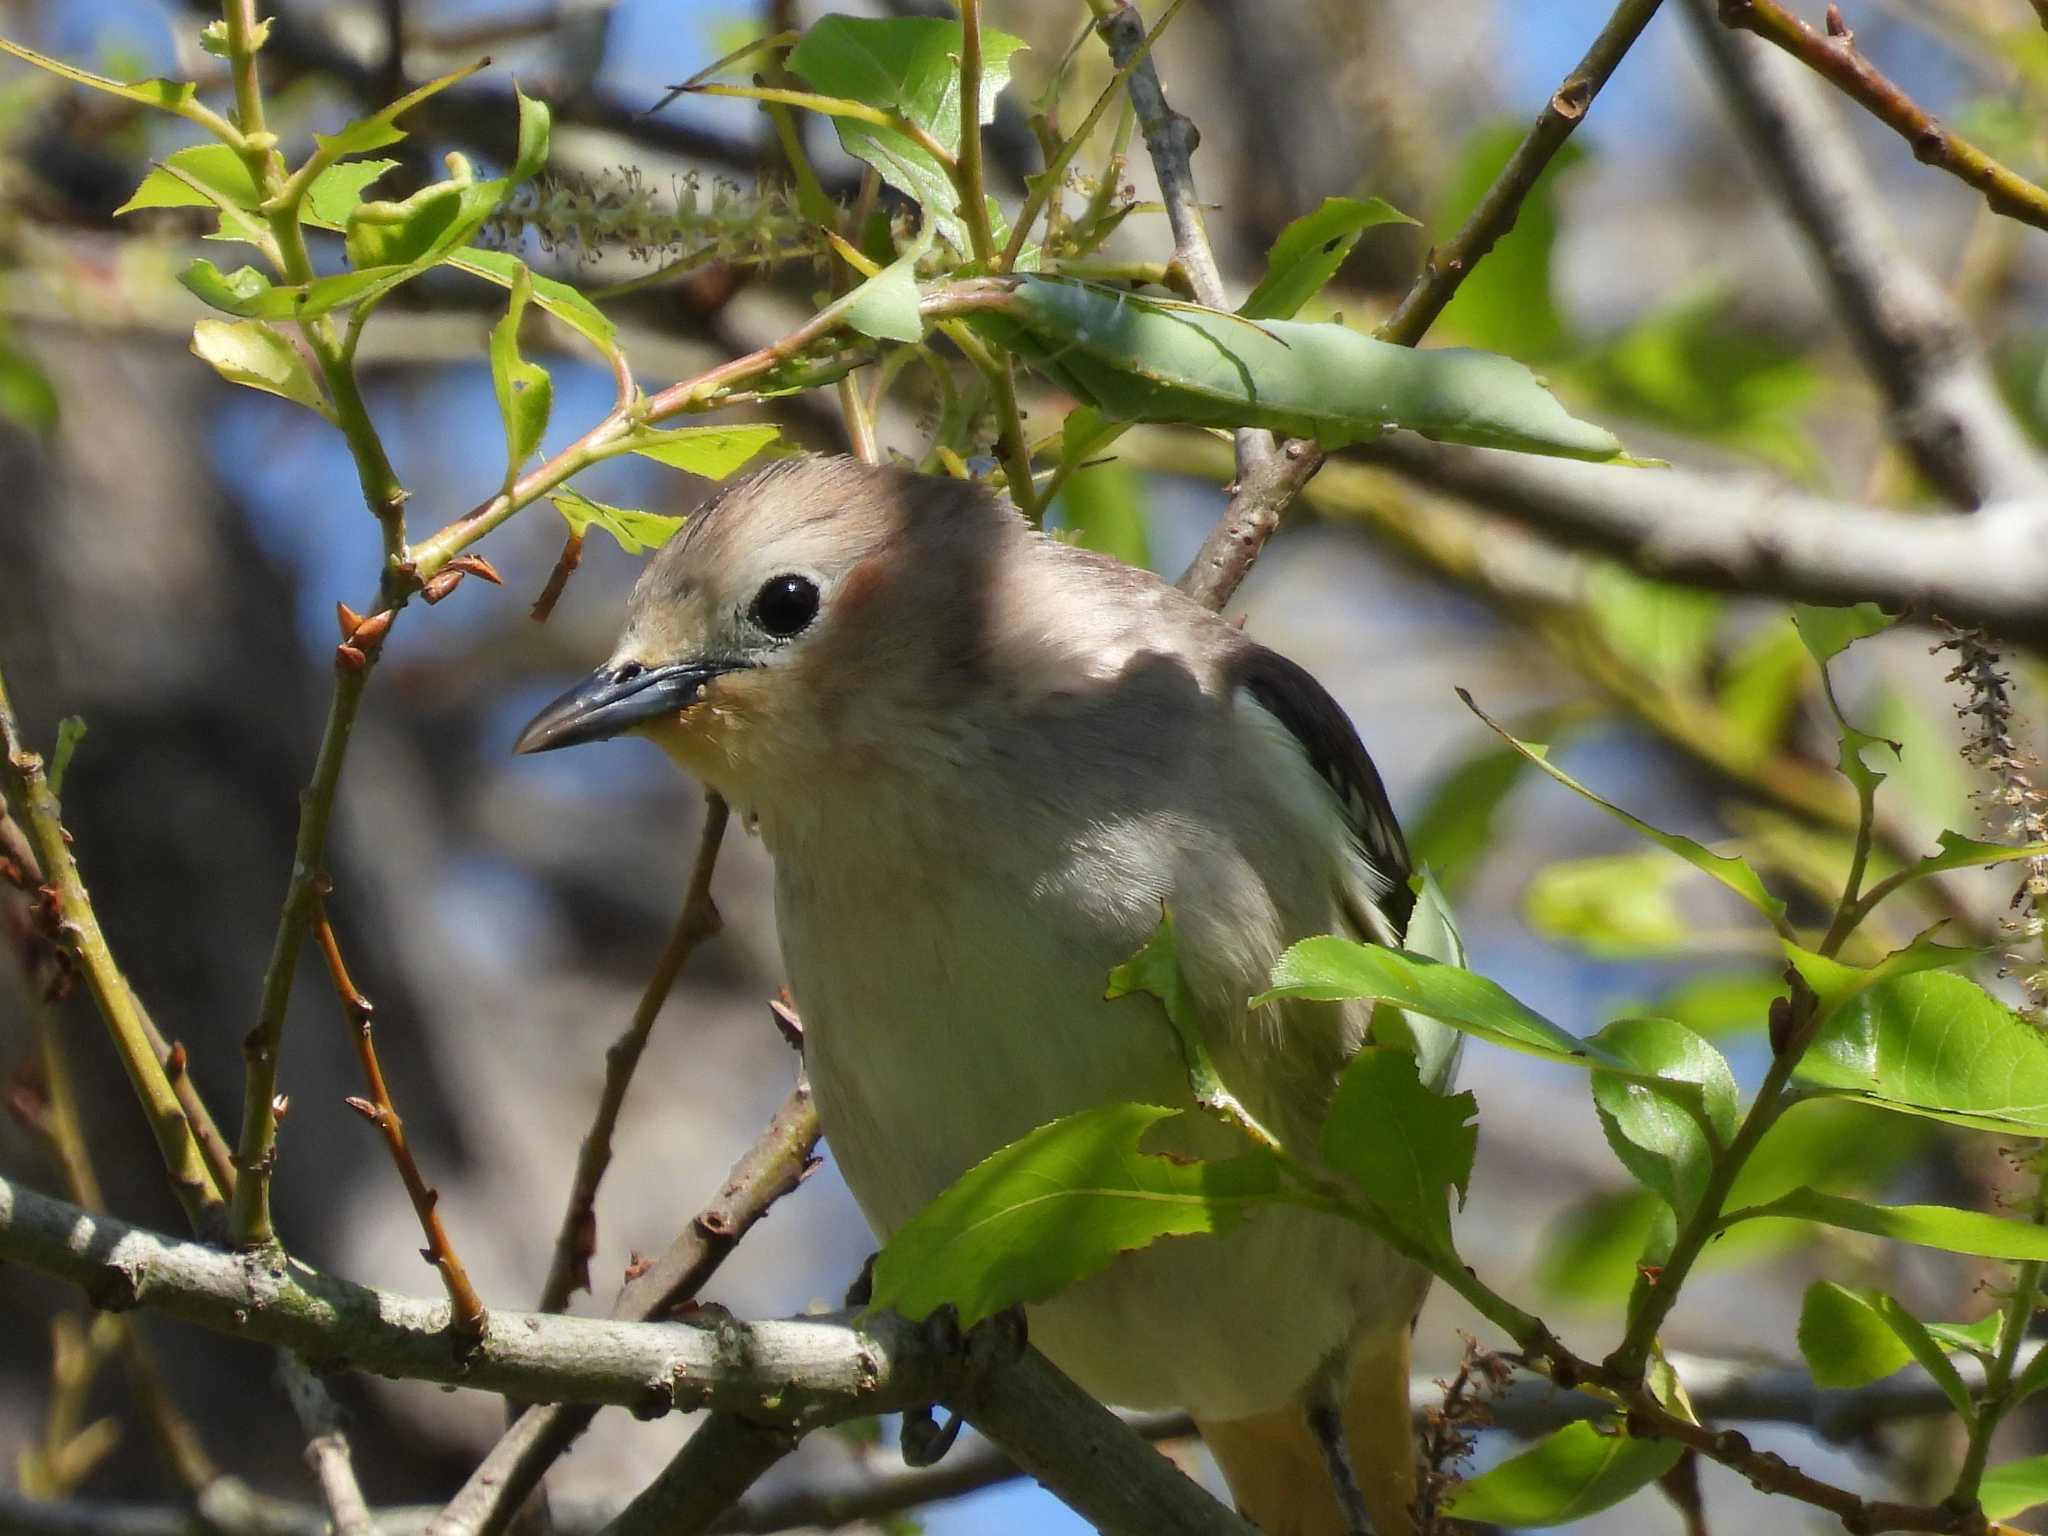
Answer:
1461 689 1789 931
838 235 929 343
971 277 1624 462
788 16 1027 250
115 142 258 214
1257 939 1593 1066
488 265 553 492
310 58 489 160
1431 122 1584 359
1797 1281 1913 1388
1320 1046 1477 1263
1441 1422 1681 1527
1796 969 2048 1135
0 38 207 123
549 487 684 556
189 319 330 416
1525 852 1692 957
1238 196 1416 321
1924 1313 2004 1360
1982 1454 2048 1521
48 717 86 797
1729 1187 2048 1261
1782 927 1988 1020
1105 907 1226 1106
305 159 401 225
1793 602 1895 665
623 424 784 479
1866 1293 1976 1418
867 1102 1286 1328
1587 1017 1738 1217
441 248 619 362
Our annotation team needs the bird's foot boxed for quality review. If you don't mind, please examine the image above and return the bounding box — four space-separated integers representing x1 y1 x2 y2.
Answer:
897 1305 1027 1469
899 1405 965 1468
843 1252 878 1309
1307 1392 1377 1536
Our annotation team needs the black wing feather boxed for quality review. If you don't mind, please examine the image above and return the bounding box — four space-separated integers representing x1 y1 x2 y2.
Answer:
1229 644 1414 939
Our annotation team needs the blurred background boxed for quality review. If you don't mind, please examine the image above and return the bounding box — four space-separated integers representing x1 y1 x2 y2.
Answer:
3 0 2048 1531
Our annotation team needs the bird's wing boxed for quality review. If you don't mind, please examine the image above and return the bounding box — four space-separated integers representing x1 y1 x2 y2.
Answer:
1225 642 1414 941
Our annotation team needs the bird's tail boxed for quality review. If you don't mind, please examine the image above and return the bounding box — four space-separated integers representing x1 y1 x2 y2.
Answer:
1195 1332 1416 1536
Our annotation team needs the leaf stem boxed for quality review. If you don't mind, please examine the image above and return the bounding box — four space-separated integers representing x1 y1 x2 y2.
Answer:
1952 1155 2048 1507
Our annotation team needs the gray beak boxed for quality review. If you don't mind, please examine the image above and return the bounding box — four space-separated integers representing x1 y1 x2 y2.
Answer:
514 659 745 754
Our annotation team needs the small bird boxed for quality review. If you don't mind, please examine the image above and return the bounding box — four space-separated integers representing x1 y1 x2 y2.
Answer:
517 457 1459 1536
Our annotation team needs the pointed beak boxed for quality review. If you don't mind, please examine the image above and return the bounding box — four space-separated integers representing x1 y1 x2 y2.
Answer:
513 659 747 754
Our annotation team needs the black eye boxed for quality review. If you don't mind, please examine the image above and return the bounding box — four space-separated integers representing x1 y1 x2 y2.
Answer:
750 574 820 639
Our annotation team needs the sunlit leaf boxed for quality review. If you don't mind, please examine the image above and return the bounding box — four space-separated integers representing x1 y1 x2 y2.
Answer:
623 424 784 479
788 15 1027 250
1797 969 2048 1134
1730 1186 2048 1261
1525 852 1692 957
1982 1454 2048 1520
868 1102 1286 1328
1238 196 1415 321
1442 1422 1679 1527
312 58 489 160
115 142 257 214
1793 602 1896 665
0 38 205 121
489 264 553 492
443 248 619 361
1798 1282 1914 1389
973 277 1624 461
189 318 329 415
549 486 684 556
1432 122 1585 360
1588 1017 1737 1217
839 234 929 343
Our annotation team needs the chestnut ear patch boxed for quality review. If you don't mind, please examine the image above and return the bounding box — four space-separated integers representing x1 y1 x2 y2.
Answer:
833 554 891 616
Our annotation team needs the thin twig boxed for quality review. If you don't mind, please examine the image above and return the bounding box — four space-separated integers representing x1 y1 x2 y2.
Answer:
429 1082 823 1536
313 896 488 1340
277 1356 376 1536
599 1416 802 1536
1682 0 2046 507
1376 0 1666 347
0 662 225 1231
536 796 730 1314
1718 0 2048 234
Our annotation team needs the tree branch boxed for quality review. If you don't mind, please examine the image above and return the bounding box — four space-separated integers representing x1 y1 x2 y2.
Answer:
1716 0 2048 236
1376 0 1667 348
1682 0 2046 507
1353 435 2048 645
429 1082 822 1536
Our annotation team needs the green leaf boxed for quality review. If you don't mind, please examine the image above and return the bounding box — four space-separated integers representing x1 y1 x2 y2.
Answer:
1982 1453 2048 1520
974 277 1623 461
1886 828 2048 890
623 424 784 479
115 142 258 215
1588 1017 1738 1217
1407 743 1526 897
1924 1313 2004 1359
189 318 329 415
0 38 204 119
305 159 401 225
1797 969 2048 1134
549 487 685 556
311 58 489 160
1238 196 1416 321
48 717 86 797
0 328 59 434
441 248 620 362
1442 1422 1680 1527
1798 1282 1914 1389
788 16 1027 250
1105 908 1227 1105
1730 1186 2048 1261
1784 926 1994 1020
1432 122 1585 360
1525 852 1692 957
867 1102 1285 1328
839 236 929 343
1868 1293 1976 1418
1257 939 1594 1066
1461 688 1789 930
489 265 553 493
1582 564 1722 689
1320 1046 1477 1263
1793 602 1895 664
2008 1341 2048 1413
1055 458 1149 569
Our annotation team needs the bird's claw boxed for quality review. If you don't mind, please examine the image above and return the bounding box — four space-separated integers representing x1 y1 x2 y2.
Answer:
899 1405 965 1468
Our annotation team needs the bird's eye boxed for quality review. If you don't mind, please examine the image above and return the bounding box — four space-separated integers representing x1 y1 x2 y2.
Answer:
750 574 820 639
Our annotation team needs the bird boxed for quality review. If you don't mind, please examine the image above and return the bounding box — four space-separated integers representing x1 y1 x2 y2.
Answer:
516 455 1461 1536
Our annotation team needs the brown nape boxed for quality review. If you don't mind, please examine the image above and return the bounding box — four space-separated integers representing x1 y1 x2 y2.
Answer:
1197 1332 1419 1536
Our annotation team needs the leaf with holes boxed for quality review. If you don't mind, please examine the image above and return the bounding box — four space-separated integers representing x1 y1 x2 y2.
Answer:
189 319 329 416
550 487 684 556
1321 1046 1476 1263
489 265 553 492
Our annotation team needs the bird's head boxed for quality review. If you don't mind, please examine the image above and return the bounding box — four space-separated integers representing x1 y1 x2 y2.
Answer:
514 456 1016 798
